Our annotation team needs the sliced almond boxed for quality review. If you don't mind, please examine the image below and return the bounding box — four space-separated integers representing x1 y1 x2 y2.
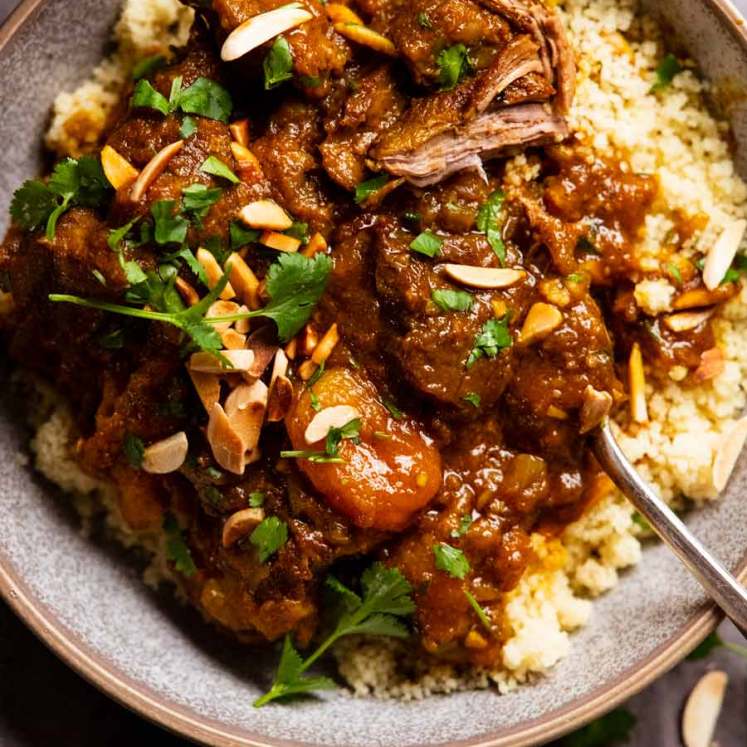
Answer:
129 140 184 203
175 277 200 307
188 369 221 413
221 328 247 350
268 374 294 422
207 300 242 332
682 670 728 747
222 507 265 547
694 347 725 383
226 380 268 454
663 308 714 333
235 307 251 335
334 22 397 56
221 2 314 62
285 337 298 360
246 327 279 379
579 386 613 434
304 405 361 445
673 286 735 310
198 248 236 300
299 324 319 357
442 264 525 290
230 142 263 182
325 3 363 24
207 402 247 475
101 145 139 190
189 349 255 373
629 342 648 424
302 232 328 258
239 200 293 231
142 432 188 474
518 302 563 345
712 415 747 492
260 230 302 253
229 119 250 147
702 219 747 290
546 404 568 420
298 359 318 381
225 252 261 310
312 323 340 366
270 349 289 388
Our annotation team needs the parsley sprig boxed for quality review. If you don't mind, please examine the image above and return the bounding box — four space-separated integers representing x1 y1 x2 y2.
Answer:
254 563 414 707
281 418 361 463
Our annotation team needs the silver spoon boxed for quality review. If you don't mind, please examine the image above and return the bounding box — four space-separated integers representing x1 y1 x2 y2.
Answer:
593 420 747 638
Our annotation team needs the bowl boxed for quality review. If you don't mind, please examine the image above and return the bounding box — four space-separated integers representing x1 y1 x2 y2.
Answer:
1 1 747 745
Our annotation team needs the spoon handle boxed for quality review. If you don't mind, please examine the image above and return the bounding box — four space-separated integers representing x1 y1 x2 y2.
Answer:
593 421 747 638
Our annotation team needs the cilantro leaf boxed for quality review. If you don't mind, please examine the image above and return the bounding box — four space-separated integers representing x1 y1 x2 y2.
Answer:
466 316 512 368
255 563 414 707
324 418 361 457
651 54 682 93
417 11 433 29
355 175 389 205
410 230 442 258
432 288 473 312
151 200 190 245
437 44 471 90
230 220 260 250
10 180 59 231
433 542 470 579
123 433 145 468
180 116 198 139
132 54 166 81
163 514 197 577
132 79 170 115
264 37 294 90
250 516 288 563
464 589 492 631
384 399 404 420
182 183 223 219
559 708 636 747
249 491 266 508
285 221 310 244
176 77 233 122
107 217 140 252
462 392 481 408
451 513 473 538
476 190 506 264
200 156 240 184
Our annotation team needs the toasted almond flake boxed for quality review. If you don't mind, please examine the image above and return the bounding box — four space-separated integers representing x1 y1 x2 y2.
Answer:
221 328 247 350
239 200 293 232
285 337 298 360
268 374 294 422
188 369 221 413
260 230 302 253
518 302 563 345
175 277 200 306
207 300 242 332
442 264 525 290
207 402 247 475
224 252 260 310
702 219 747 290
101 145 139 190
682 671 728 747
334 22 397 56
464 630 489 650
694 347 725 383
129 140 184 203
546 405 568 420
673 287 733 310
629 342 648 424
579 386 613 434
222 507 265 547
491 298 507 318
198 248 236 300
235 307 251 334
270 349 290 388
539 278 571 308
245 328 279 379
142 432 188 474
229 119 250 147
189 349 255 373
325 3 363 24
312 323 339 366
221 2 314 62
299 324 319 357
226 380 268 453
305 405 361 444
302 232 328 258
298 359 318 381
712 415 747 492
230 142 264 182
663 308 714 333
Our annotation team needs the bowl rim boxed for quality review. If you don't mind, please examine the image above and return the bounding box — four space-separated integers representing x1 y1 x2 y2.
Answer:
1 0 747 745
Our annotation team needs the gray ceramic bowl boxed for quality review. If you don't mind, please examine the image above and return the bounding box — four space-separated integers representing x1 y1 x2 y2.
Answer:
1 1 747 745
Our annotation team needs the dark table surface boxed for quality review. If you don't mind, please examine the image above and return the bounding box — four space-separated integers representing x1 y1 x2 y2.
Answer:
0 0 745 744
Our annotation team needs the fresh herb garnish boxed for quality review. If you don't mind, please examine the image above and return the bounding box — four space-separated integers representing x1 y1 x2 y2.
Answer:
432 288 473 312
462 392 481 408
230 220 260 250
355 174 389 204
464 589 492 631
10 156 111 239
107 217 140 252
410 230 442 258
132 79 170 115
254 563 414 707
433 542 470 579
437 43 471 90
384 399 405 420
179 115 198 139
250 516 288 563
451 514 473 538
466 316 512 368
182 183 223 220
559 708 636 747
476 190 507 264
417 11 433 29
151 200 190 245
123 433 145 468
667 262 683 285
285 221 310 244
132 54 166 81
98 328 125 350
264 37 294 90
282 417 360 464
200 156 240 184
309 391 322 411
132 76 233 122
249 491 266 508
651 53 682 93
163 514 197 576
280 449 345 464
